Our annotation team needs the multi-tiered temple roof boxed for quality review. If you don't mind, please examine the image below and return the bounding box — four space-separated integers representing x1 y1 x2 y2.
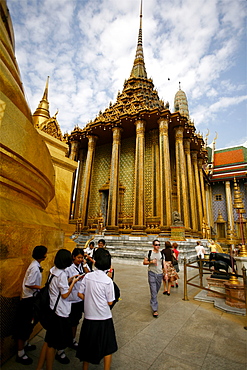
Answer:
68 2 206 160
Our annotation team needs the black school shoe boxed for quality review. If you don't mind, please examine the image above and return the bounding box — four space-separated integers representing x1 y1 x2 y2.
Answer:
16 354 33 365
55 351 70 364
25 344 36 351
69 341 79 350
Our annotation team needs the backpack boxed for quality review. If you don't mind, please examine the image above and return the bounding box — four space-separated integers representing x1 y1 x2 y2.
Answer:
148 250 164 268
33 274 61 330
110 282 121 310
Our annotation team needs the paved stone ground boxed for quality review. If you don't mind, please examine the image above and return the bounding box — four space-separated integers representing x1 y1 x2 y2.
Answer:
2 261 247 369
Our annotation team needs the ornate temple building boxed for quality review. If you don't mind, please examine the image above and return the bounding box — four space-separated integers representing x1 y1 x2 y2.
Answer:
207 142 247 245
0 0 246 363
67 6 209 239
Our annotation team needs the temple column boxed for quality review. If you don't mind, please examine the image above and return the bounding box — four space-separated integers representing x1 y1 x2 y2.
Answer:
205 183 213 237
73 149 85 219
132 119 146 234
69 140 79 161
225 180 234 230
68 140 79 219
174 126 190 228
198 158 207 224
150 129 160 218
105 126 122 234
191 151 203 231
184 139 197 231
79 135 97 231
158 118 172 229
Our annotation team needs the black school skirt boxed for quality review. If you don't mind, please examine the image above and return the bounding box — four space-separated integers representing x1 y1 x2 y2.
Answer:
69 300 84 327
45 311 73 350
14 297 35 341
76 318 118 364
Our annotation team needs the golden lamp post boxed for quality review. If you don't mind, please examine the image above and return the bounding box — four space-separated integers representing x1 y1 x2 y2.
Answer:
233 178 247 257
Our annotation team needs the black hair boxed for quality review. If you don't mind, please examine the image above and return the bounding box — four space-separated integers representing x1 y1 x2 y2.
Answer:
32 245 47 260
98 239 105 246
94 248 111 270
153 239 160 245
89 241 95 247
54 249 72 269
72 247 84 258
165 241 172 249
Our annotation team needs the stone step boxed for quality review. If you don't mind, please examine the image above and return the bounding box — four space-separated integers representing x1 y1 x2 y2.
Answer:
74 234 210 263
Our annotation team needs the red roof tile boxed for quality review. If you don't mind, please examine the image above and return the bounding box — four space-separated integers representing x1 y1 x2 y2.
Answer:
214 149 244 166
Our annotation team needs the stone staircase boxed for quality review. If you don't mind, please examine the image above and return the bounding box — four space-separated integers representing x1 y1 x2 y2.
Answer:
74 234 210 264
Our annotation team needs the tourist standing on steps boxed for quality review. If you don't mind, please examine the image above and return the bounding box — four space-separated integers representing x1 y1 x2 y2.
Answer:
208 240 217 253
143 240 168 318
15 245 47 365
195 240 206 267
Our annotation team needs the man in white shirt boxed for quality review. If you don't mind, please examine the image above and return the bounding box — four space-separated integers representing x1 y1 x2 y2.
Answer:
195 240 206 266
143 240 167 318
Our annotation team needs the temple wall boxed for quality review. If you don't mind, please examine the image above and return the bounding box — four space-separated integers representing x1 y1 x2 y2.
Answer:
88 143 111 222
119 136 135 219
144 131 154 219
38 130 78 250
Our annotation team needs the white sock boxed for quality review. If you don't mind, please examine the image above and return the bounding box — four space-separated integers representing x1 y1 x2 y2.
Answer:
18 350 28 359
57 350 65 358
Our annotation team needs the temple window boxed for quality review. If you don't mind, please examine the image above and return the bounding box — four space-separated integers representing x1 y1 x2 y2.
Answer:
215 194 222 201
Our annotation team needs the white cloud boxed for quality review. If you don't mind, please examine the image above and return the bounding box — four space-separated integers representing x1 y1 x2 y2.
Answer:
7 0 247 149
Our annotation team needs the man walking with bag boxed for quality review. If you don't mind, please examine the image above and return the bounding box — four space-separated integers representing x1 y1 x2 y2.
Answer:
143 240 167 318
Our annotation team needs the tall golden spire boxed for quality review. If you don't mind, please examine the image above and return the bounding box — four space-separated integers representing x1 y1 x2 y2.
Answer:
130 0 147 78
33 76 50 127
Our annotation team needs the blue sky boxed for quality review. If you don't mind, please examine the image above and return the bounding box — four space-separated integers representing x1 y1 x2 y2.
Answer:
8 0 247 149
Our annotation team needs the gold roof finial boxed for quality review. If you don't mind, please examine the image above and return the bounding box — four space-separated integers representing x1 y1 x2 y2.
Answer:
233 178 245 212
204 128 210 147
33 76 50 127
130 0 147 79
43 75 49 101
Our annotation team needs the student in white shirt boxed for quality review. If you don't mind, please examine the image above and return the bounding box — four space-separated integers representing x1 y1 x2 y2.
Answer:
84 241 95 270
64 248 90 353
76 248 118 370
15 245 47 365
36 249 80 370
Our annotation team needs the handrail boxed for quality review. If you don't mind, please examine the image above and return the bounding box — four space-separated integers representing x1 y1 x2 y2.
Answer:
183 258 247 328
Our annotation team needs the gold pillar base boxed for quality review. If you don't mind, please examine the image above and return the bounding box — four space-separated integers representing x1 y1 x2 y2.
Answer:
104 225 119 235
239 244 247 257
170 226 186 241
228 274 240 285
80 226 90 235
131 225 147 236
159 226 171 237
